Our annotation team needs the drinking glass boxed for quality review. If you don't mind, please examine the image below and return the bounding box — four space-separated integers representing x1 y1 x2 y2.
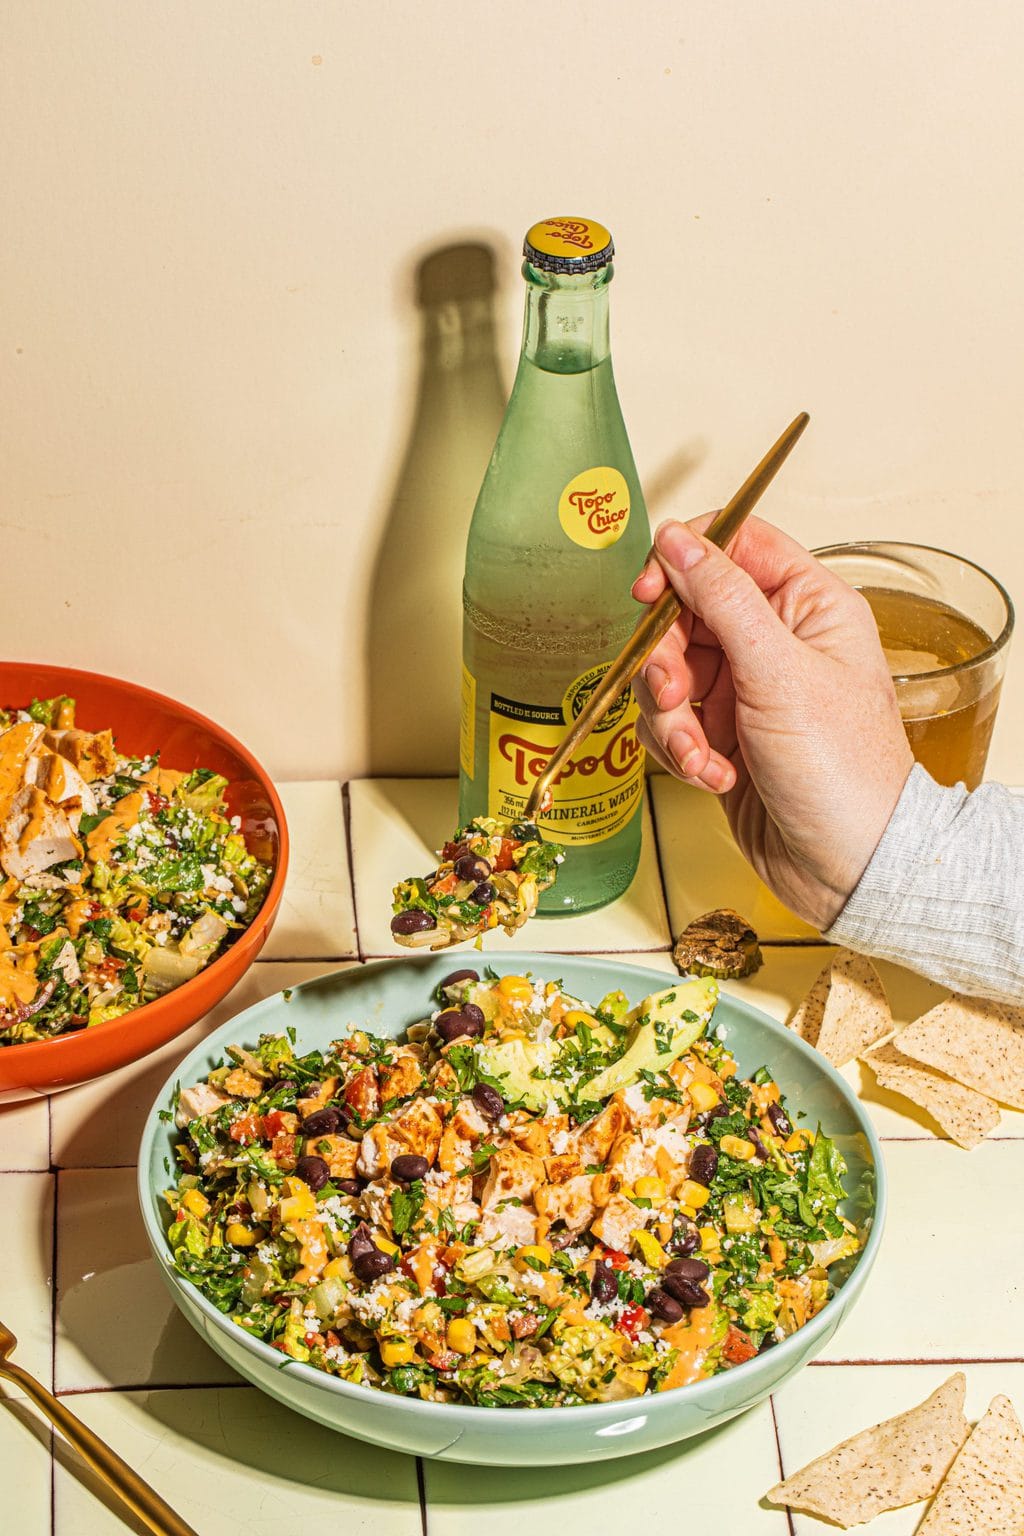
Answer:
813 541 1014 789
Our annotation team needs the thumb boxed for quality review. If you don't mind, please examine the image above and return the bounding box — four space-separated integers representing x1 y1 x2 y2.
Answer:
653 519 795 692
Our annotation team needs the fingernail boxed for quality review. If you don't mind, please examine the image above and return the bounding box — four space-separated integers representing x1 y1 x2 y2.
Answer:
643 662 669 709
700 757 731 792
631 559 655 598
668 730 700 775
655 520 706 572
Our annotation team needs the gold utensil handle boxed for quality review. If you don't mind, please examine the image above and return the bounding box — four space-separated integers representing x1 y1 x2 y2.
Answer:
1 1358 200 1536
522 411 810 820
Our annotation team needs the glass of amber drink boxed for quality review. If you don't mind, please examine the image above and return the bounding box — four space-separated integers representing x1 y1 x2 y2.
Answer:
813 541 1014 789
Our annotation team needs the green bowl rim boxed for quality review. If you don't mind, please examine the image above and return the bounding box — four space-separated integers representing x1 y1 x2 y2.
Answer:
137 953 887 1429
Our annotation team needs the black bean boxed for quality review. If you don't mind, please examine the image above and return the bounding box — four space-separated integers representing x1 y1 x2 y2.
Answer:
391 910 436 935
662 1274 711 1308
472 1082 504 1121
353 1248 395 1283
646 1287 684 1324
302 1106 341 1138
669 1222 702 1257
748 1127 768 1160
294 1154 329 1192
348 1222 375 1262
688 1143 719 1187
461 1002 485 1030
435 1008 483 1043
335 1178 363 1197
590 1261 617 1304
391 1153 429 1182
509 820 541 843
439 968 479 992
767 1102 792 1138
454 854 491 883
470 881 495 906
665 1256 710 1284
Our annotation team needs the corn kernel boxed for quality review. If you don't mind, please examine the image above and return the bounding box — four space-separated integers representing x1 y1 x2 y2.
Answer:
618 1183 637 1200
634 1176 667 1203
679 1180 711 1209
698 1224 720 1252
375 1236 400 1258
322 1256 351 1281
564 1010 600 1031
282 1174 312 1199
784 1130 810 1153
514 1243 552 1272
720 1134 757 1162
688 1081 720 1115
630 1229 668 1268
225 1222 260 1248
655 1220 673 1245
279 1190 316 1223
181 1188 210 1219
446 1318 477 1355
380 1337 417 1367
498 975 534 1003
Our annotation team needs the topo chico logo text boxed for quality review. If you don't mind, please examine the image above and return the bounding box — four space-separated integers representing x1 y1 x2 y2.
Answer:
542 218 594 250
498 722 642 789
566 486 629 536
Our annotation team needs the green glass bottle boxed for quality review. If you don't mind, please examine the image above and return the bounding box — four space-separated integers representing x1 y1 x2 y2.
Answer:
458 216 650 914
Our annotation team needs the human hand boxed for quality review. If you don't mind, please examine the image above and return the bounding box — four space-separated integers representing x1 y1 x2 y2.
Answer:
631 514 915 930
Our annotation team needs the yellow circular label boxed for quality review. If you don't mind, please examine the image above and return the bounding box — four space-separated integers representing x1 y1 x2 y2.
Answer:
526 216 612 262
558 466 631 549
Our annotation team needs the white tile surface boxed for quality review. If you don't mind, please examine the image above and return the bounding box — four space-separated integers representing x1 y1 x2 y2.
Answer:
0 1096 50 1171
0 1398 51 1536
52 1387 422 1536
262 780 357 959
423 1397 787 1533
50 960 350 1167
0 1172 54 1397
55 1167 238 1392
773 1363 1024 1534
819 1140 1024 1362
650 775 821 940
350 777 671 956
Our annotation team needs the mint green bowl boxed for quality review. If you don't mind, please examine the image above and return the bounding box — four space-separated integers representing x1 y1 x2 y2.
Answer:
138 954 885 1466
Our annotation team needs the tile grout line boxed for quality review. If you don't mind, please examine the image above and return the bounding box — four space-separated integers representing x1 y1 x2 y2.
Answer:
768 1394 796 1535
341 780 366 963
55 1381 252 1397
812 1355 1024 1366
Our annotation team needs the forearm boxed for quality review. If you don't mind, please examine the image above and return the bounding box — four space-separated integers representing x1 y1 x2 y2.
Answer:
825 764 1024 1003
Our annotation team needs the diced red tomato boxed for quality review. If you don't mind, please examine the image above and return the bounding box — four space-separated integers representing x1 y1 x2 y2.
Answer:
721 1325 758 1365
429 873 458 897
441 841 465 863
511 1313 539 1340
601 1247 631 1271
304 1330 324 1349
146 791 169 815
343 1066 379 1121
427 1350 460 1373
126 906 146 923
615 1303 647 1341
492 838 516 873
228 1114 260 1145
260 1110 290 1139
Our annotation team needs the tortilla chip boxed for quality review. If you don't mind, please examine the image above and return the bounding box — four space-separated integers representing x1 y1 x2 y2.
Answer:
766 1373 970 1527
789 949 891 1066
788 958 832 1048
917 1395 1024 1534
862 1040 1001 1150
897 995 1024 1111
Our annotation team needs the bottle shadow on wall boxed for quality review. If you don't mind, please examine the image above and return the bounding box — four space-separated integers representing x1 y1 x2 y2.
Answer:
365 238 509 778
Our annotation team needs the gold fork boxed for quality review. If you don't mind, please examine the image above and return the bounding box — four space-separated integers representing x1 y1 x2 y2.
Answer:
0 1320 199 1536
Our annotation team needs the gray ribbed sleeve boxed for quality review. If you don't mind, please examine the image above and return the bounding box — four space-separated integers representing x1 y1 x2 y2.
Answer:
824 764 1024 1003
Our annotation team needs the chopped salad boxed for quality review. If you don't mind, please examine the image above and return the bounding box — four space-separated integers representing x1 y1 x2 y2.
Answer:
390 817 563 951
0 695 272 1045
163 968 861 1407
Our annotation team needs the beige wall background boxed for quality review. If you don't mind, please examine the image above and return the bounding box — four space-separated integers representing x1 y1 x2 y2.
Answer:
3 1 1022 782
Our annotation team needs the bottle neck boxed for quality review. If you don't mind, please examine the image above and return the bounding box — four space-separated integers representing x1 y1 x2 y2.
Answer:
520 264 612 374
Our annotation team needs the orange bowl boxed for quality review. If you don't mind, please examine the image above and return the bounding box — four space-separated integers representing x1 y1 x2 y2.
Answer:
0 662 288 1103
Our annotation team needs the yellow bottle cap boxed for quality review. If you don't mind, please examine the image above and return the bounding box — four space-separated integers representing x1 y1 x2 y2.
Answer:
523 216 614 274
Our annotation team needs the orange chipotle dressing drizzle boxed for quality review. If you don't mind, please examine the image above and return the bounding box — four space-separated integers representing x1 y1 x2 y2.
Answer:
86 791 144 864
658 1304 719 1390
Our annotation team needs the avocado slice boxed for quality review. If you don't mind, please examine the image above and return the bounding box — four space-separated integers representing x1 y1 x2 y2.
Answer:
475 1037 561 1112
578 979 718 1102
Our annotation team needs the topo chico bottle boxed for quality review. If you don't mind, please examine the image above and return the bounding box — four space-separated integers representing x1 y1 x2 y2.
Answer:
458 216 650 914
